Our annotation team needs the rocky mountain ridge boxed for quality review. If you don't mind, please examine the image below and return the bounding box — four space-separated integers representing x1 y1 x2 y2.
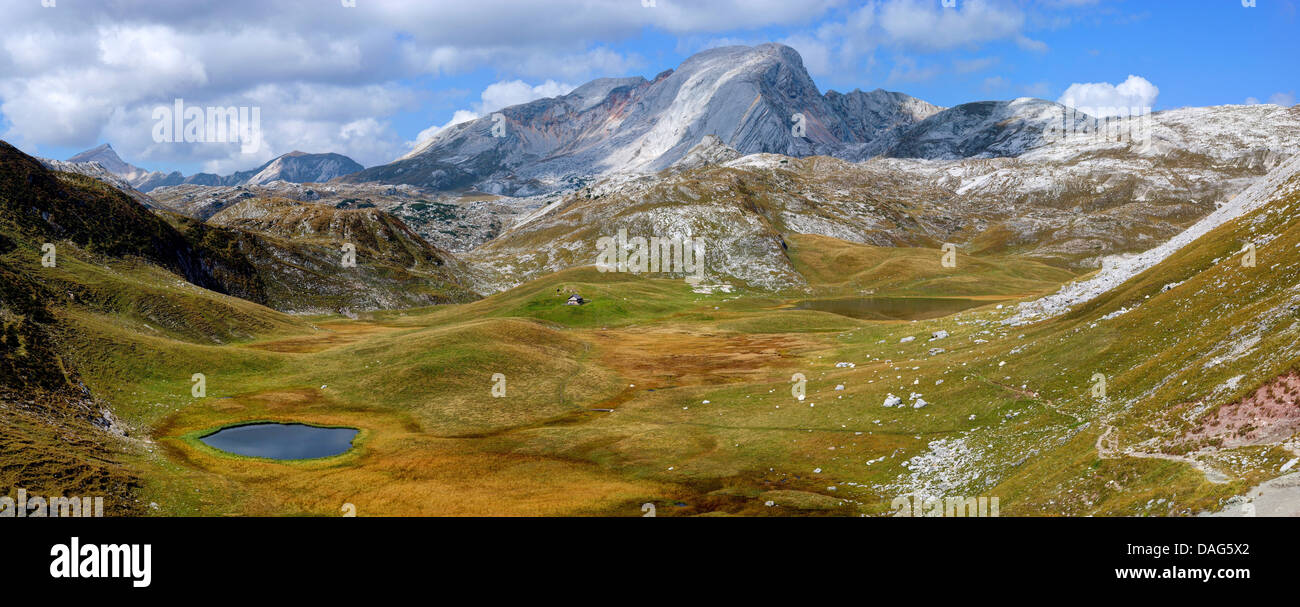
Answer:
342 44 946 195
60 145 364 193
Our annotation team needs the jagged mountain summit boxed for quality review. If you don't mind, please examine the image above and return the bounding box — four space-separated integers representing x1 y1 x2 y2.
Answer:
62 145 364 192
342 43 945 195
340 43 1159 196
63 143 186 192
66 143 153 182
140 150 364 191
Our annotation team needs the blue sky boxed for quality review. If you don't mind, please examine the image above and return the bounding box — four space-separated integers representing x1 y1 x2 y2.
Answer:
2 0 1295 175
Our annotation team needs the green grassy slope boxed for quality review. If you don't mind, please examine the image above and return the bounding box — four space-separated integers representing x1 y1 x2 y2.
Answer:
6 140 1299 517
785 232 1078 297
340 167 1299 517
0 141 316 512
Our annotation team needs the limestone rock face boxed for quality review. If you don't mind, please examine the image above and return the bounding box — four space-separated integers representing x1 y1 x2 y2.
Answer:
343 43 942 195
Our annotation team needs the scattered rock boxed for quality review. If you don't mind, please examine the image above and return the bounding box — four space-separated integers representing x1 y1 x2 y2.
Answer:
757 490 843 511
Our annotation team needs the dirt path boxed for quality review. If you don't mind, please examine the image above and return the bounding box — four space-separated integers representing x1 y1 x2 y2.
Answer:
1096 425 1230 484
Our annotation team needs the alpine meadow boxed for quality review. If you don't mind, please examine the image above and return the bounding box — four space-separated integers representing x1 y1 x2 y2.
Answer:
3 1 1299 529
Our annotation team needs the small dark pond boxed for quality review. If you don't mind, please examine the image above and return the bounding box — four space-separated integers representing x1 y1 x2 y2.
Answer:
199 423 358 460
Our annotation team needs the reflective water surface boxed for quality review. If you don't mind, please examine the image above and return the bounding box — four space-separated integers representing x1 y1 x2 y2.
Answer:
199 423 358 460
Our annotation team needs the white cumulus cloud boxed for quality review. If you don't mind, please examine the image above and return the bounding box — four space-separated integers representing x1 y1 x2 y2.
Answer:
410 80 575 148
1057 75 1159 116
479 80 575 114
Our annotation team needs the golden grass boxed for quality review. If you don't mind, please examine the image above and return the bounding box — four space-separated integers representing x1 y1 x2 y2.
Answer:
151 387 676 516
243 321 402 353
46 200 1300 517
785 233 1077 297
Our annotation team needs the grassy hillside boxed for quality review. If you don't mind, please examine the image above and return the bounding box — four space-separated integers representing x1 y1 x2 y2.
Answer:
6 138 1299 517
119 164 1300 516
0 141 312 512
785 233 1078 297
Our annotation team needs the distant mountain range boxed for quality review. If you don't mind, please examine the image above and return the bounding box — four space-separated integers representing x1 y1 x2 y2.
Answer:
7 141 476 314
46 43 1300 201
61 144 363 192
340 43 1100 195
